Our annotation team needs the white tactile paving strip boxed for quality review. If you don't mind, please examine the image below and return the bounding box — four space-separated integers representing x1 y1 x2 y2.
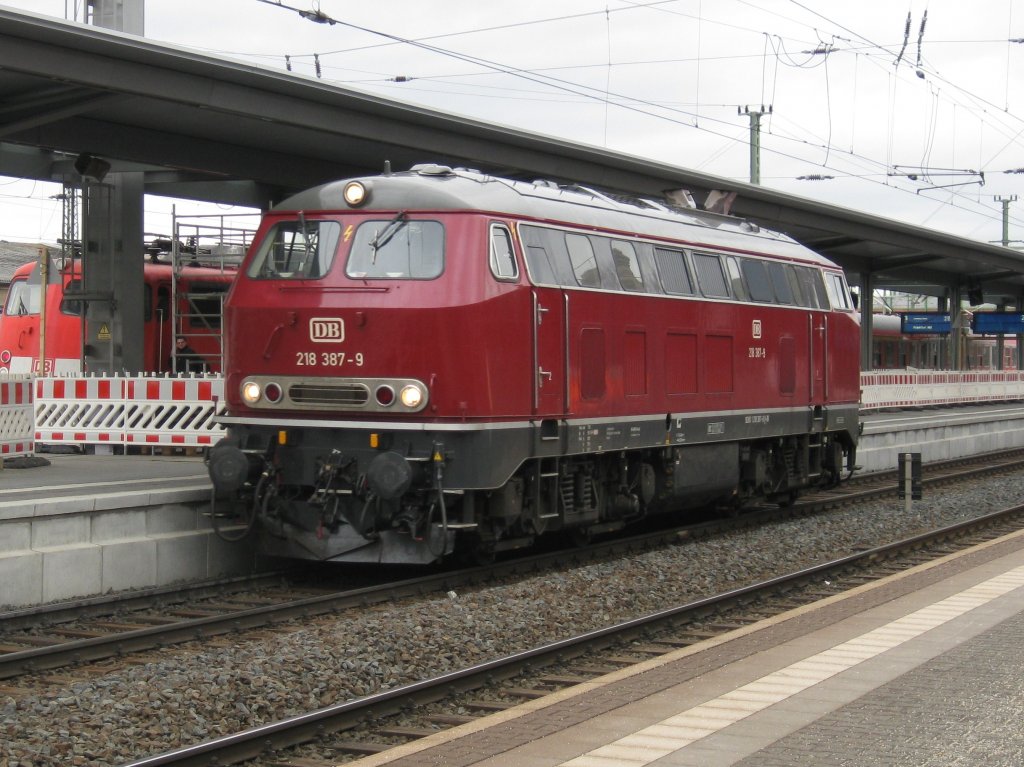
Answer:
559 565 1024 767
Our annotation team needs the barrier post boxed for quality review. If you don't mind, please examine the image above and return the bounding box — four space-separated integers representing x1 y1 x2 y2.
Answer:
0 375 35 460
897 452 922 513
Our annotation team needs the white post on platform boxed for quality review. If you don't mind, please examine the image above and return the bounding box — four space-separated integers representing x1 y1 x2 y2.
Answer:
898 452 922 513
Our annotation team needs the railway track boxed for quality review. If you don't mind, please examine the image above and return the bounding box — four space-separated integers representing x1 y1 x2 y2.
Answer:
120 495 1024 767
2 449 1023 684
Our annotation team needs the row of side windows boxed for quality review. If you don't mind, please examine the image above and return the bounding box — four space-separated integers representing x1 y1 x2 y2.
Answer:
517 223 847 310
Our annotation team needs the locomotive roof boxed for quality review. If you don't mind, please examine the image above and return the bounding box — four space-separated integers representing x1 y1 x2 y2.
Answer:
274 165 838 267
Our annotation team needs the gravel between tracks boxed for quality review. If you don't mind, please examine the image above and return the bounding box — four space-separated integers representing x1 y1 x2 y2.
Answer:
2 470 1021 766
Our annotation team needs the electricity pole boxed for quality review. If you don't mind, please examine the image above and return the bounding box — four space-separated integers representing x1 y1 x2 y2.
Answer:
994 195 1022 370
740 105 771 185
995 194 1017 247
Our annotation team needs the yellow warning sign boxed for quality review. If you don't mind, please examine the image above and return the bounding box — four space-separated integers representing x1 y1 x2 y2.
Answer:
97 323 112 341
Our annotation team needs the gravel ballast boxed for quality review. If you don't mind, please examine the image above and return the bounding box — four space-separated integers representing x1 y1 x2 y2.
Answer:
2 470 1021 766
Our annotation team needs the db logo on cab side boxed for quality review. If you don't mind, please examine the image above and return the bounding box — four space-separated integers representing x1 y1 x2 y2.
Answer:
310 318 345 343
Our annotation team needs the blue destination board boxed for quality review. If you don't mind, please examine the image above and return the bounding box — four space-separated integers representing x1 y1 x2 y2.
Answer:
901 313 952 334
971 312 1024 334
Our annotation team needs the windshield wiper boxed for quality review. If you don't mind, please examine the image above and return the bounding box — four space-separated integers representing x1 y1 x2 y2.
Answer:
369 211 407 263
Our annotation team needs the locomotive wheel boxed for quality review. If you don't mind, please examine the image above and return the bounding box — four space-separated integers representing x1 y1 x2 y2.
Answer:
570 527 593 547
458 536 496 566
472 543 496 565
770 490 799 507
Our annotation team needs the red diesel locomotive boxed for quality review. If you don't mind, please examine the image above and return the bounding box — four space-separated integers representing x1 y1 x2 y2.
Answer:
0 257 233 375
208 164 861 564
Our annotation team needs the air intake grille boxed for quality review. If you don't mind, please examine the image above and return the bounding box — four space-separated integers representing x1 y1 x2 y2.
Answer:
288 383 369 407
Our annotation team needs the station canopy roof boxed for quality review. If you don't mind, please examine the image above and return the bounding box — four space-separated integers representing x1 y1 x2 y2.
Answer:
2 7 1024 304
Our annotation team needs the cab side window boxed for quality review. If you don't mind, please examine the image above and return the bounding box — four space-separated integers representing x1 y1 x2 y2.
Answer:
825 271 854 310
489 224 519 281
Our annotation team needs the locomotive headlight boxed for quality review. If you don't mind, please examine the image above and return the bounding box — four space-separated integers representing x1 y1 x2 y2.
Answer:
399 384 424 409
241 380 262 404
343 181 369 207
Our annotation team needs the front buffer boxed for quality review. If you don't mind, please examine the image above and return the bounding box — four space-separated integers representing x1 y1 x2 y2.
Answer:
207 418 531 564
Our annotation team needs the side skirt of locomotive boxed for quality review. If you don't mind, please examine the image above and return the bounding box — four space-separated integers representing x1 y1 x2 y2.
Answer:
208 406 858 565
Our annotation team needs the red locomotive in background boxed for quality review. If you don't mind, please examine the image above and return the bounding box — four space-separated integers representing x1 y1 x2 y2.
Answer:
0 255 233 375
208 164 861 564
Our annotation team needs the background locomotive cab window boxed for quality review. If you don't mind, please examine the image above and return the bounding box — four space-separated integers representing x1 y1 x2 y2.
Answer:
3 280 40 315
346 219 444 280
489 224 518 281
187 282 229 329
248 219 341 280
60 279 83 316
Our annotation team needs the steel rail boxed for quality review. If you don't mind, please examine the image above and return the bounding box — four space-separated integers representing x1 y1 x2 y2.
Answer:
0 571 295 633
122 501 1024 767
3 450 1023 681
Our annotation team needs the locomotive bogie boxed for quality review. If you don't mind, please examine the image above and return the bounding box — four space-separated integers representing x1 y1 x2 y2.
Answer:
210 411 856 563
210 165 861 564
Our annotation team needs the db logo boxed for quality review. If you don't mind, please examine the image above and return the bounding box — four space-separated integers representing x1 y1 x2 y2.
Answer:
310 317 345 343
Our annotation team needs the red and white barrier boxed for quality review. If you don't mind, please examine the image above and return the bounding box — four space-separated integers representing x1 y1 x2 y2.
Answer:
17 370 1024 451
35 374 225 448
34 377 127 444
0 376 34 457
124 377 223 447
860 370 1024 410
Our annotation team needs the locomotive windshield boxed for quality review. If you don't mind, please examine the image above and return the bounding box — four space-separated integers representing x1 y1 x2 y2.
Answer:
346 219 444 280
3 280 40 315
247 219 341 280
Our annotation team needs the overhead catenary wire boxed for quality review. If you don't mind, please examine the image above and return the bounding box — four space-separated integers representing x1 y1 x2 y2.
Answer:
12 0 1021 241
249 0 1024 233
260 1 1024 168
242 1 1024 172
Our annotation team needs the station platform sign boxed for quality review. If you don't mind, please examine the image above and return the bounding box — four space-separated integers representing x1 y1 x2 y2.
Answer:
971 312 1024 335
900 312 952 334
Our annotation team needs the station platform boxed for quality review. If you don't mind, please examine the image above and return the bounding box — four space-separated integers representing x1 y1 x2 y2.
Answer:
857 401 1024 473
355 529 1024 767
0 453 257 608
4 402 1024 609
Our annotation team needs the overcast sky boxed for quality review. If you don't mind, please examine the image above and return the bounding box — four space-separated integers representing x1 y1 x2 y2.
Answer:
1 0 1022 248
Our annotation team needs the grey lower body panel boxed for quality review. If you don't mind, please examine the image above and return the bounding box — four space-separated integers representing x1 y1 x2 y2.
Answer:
223 403 859 490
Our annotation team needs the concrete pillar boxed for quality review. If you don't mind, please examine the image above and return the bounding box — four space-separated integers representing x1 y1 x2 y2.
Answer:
996 301 1006 371
81 177 145 373
938 293 950 369
79 0 146 373
1018 292 1024 371
858 271 874 371
947 288 965 370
